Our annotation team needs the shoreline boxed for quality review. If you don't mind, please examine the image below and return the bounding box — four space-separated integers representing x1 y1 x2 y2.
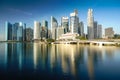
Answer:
0 40 120 47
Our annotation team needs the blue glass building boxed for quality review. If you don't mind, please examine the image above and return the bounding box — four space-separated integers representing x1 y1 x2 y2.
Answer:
5 21 13 41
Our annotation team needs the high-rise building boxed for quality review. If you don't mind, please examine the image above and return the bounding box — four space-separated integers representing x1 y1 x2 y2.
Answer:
61 17 69 33
105 27 114 38
94 21 98 39
56 26 64 40
98 24 102 38
51 16 58 40
16 22 23 41
70 9 79 34
12 22 25 41
12 23 19 40
41 20 48 39
23 23 26 41
47 29 52 39
5 21 26 41
26 27 33 41
78 21 84 36
5 21 12 41
87 9 94 39
34 21 41 40
42 20 48 28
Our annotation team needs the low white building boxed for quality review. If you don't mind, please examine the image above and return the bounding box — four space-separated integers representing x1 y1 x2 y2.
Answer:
59 33 79 41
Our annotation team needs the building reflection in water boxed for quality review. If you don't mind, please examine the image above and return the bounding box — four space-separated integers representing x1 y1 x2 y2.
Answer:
33 44 85 78
49 44 85 79
33 42 48 70
7 43 23 70
1 43 120 79
104 47 115 59
33 42 39 69
87 46 104 80
0 43 8 69
3 42 33 71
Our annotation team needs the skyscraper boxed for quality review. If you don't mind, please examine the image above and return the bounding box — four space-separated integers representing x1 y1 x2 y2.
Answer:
12 22 25 41
98 24 102 38
16 22 23 41
5 21 26 41
56 26 64 40
23 23 26 41
12 23 19 40
78 21 84 36
61 17 69 33
51 16 58 40
87 9 94 39
41 20 48 39
34 21 41 40
5 21 12 41
26 27 33 41
94 21 98 39
42 20 48 28
70 9 79 34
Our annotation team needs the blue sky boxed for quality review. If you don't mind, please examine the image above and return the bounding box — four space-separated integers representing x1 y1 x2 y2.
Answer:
0 0 120 40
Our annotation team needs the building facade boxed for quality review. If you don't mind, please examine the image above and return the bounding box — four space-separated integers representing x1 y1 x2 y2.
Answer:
51 16 58 40
12 23 19 40
97 24 102 38
78 21 84 36
70 9 79 34
87 9 94 39
59 33 79 40
5 21 12 41
16 22 24 41
26 27 33 41
41 20 48 39
105 27 114 38
61 17 69 33
34 21 41 40
56 26 64 40
5 22 26 41
23 23 26 41
94 21 98 39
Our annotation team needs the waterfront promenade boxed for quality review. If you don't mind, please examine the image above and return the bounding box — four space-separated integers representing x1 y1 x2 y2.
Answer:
52 39 120 46
1 39 120 46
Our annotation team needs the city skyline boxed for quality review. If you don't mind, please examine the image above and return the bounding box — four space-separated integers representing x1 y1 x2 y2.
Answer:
0 0 120 40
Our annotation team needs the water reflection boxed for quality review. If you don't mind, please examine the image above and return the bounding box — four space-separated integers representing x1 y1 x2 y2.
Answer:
87 46 103 80
0 43 120 79
1 43 33 71
33 43 48 70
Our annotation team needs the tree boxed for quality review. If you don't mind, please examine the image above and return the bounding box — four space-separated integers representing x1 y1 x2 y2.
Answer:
76 36 86 40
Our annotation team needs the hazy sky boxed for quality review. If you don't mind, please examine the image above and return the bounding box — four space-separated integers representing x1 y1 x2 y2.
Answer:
0 0 120 40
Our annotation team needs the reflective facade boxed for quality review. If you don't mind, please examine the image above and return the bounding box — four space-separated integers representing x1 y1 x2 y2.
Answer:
26 27 33 41
98 24 102 38
41 20 48 39
5 21 12 41
78 21 84 36
87 9 94 39
61 17 69 33
12 23 18 40
17 22 23 41
34 21 41 40
70 10 79 34
51 16 58 40
56 26 64 40
5 22 25 41
94 21 98 39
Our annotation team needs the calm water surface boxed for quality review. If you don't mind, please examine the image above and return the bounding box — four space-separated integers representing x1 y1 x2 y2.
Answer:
0 42 120 80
